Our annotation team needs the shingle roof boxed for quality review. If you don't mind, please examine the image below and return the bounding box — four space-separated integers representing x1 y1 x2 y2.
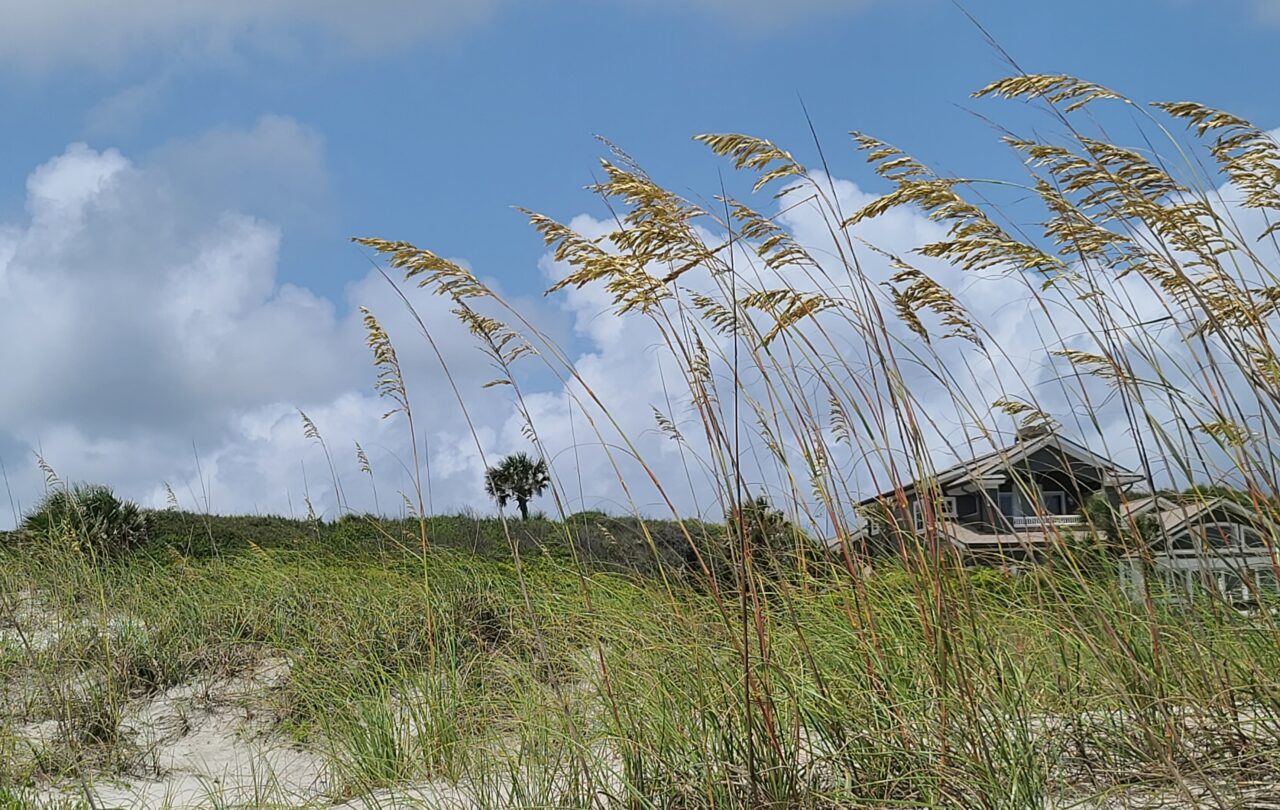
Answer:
1121 495 1274 535
945 523 1054 549
858 430 1143 507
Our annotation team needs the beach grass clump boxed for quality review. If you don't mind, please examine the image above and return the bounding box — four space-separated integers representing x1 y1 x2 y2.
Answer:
2 518 1279 805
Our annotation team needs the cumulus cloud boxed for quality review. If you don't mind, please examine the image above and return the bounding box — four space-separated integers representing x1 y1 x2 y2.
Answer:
2 119 1266 532
0 127 362 521
643 0 877 29
507 162 1277 531
0 0 884 72
0 122 572 527
0 0 502 71
1 133 344 432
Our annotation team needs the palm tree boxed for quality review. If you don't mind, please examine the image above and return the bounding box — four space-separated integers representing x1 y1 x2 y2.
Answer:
723 495 818 582
484 452 550 520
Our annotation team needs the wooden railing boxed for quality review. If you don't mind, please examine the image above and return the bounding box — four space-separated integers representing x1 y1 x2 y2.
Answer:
1009 514 1085 529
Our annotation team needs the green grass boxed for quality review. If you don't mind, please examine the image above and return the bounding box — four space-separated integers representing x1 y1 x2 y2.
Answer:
2 518 1278 807
134 509 720 580
7 69 1280 808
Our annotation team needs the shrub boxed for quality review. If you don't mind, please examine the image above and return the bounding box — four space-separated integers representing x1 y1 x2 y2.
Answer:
327 513 386 552
714 496 826 586
567 509 611 523
19 484 149 557
1077 492 1159 566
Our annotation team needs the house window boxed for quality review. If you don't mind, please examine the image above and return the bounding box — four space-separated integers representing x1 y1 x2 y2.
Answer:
1169 532 1196 552
1188 522 1269 553
1161 569 1201 598
1043 490 1067 515
1256 568 1279 593
998 493 1015 517
1191 569 1216 597
1220 571 1247 602
998 488 1064 518
913 497 956 531
1240 528 1267 549
1201 523 1236 549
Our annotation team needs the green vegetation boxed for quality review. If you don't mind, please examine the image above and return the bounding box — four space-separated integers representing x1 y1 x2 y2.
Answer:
146 509 718 580
1 517 1277 808
14 485 149 559
6 72 1280 807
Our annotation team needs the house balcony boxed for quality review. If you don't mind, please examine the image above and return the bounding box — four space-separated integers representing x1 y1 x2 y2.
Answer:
1008 514 1085 530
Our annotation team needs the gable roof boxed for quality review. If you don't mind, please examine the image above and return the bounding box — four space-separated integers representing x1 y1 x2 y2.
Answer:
858 429 1143 508
1121 494 1276 537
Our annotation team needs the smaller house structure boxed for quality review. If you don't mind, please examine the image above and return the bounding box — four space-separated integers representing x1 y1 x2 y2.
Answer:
1119 495 1278 607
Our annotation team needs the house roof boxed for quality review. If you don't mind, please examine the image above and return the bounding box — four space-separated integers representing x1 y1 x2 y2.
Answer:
1117 494 1168 516
1120 494 1276 537
857 429 1143 508
945 523 1054 549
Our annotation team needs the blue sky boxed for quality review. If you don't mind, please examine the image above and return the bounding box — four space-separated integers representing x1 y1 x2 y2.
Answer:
3 0 1276 301
0 0 1277 524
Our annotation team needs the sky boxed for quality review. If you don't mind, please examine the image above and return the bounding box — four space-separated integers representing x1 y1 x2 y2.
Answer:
0 0 1277 527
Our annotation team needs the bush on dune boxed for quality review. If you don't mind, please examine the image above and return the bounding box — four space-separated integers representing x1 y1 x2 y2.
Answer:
17 484 149 558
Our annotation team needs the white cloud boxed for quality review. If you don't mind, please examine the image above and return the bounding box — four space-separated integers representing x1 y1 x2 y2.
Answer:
0 125 356 522
1255 0 1280 21
0 0 884 72
0 0 502 72
2 122 1266 533
508 164 1276 530
0 122 572 527
643 0 877 29
147 115 333 231
84 75 173 137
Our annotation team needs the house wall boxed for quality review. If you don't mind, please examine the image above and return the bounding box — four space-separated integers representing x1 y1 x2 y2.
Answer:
1125 552 1279 606
1019 446 1113 485
951 472 1097 534
1002 447 1108 504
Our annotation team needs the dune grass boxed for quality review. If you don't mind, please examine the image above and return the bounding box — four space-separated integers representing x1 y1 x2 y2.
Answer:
4 70 1280 808
2 517 1278 807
